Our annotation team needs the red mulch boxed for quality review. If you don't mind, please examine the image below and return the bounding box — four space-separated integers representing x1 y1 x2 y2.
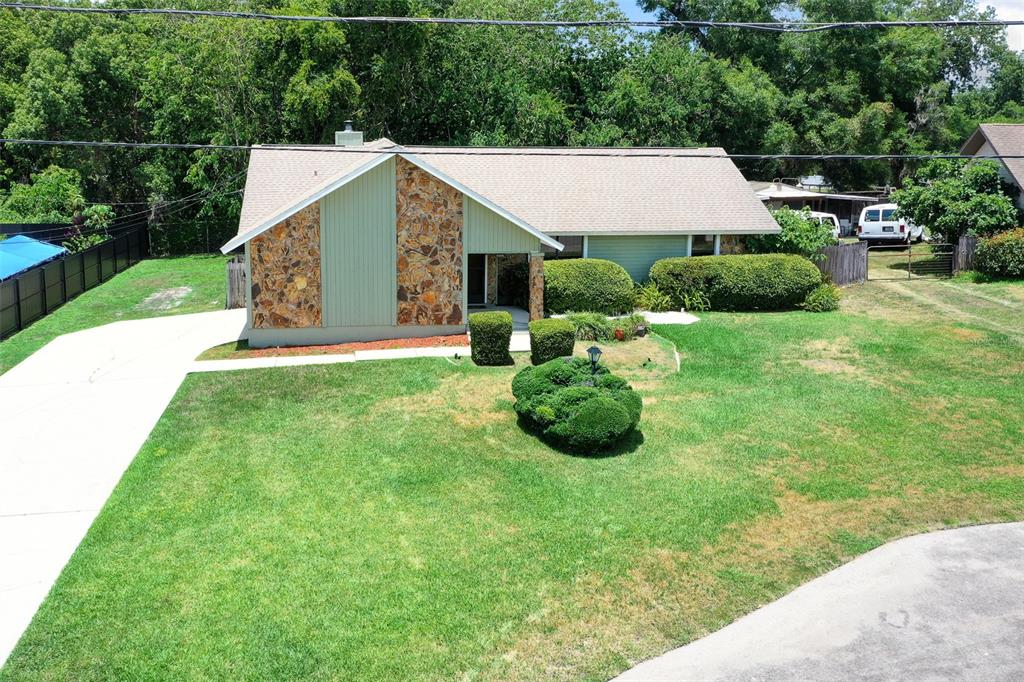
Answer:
242 334 470 358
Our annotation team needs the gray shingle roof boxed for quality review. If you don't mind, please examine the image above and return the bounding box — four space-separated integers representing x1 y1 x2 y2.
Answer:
231 140 779 247
960 124 1024 189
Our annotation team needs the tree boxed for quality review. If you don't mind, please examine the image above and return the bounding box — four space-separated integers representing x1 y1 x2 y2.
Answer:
892 160 1021 241
0 165 85 223
746 207 837 260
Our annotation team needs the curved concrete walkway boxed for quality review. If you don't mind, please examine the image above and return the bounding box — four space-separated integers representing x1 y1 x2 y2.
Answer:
614 523 1024 681
0 309 246 665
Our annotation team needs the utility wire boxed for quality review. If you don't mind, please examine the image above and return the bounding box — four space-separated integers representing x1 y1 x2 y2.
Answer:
1 138 1022 160
0 3 1020 31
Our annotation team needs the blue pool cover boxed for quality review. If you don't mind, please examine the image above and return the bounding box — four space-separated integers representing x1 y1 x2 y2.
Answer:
0 235 67 281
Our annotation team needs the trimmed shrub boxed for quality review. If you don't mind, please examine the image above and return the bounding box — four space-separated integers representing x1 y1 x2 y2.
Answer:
512 357 641 453
564 311 614 341
633 281 674 312
975 228 1024 279
544 258 634 315
649 254 822 311
529 318 575 365
468 311 513 366
802 283 841 312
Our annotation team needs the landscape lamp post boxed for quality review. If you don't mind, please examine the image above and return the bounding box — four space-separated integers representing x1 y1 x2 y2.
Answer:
587 345 602 374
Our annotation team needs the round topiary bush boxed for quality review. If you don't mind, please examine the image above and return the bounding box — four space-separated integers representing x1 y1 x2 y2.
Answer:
511 357 641 453
802 282 841 312
649 254 822 311
974 228 1024 279
544 258 635 315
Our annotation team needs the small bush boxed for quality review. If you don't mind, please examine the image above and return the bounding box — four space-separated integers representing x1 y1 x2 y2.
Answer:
650 254 822 311
975 228 1024 279
512 357 641 453
468 311 513 366
544 258 634 315
564 311 614 341
802 283 841 312
529 318 575 365
615 313 648 341
633 281 674 312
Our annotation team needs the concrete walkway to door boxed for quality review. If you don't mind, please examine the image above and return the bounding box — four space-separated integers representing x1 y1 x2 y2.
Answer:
614 522 1024 681
0 309 246 665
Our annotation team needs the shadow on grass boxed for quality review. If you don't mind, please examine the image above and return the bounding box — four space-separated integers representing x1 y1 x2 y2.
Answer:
514 413 644 458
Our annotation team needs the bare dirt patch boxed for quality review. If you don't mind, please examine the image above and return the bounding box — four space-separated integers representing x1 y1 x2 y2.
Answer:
135 286 192 311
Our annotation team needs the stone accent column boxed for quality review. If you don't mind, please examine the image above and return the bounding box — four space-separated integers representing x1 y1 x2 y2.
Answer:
485 254 498 305
528 252 544 321
249 202 322 329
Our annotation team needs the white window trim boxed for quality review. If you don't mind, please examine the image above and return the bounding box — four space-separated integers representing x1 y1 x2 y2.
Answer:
582 235 589 258
686 235 693 257
714 234 721 255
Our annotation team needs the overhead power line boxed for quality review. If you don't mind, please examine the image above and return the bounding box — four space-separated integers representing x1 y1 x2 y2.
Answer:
0 3 1021 32
1 138 1022 161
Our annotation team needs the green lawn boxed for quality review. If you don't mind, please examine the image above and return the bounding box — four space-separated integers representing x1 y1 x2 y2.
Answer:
0 255 229 374
3 279 1023 680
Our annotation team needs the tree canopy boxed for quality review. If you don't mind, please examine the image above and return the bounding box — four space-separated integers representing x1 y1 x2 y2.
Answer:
0 0 1021 252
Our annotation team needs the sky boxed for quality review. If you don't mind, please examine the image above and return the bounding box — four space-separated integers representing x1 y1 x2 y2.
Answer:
614 1 1023 51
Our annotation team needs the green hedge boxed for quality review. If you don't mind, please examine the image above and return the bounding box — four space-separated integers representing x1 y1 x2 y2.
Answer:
975 228 1024 279
528 318 575 365
802 283 841 312
544 258 634 315
511 357 641 453
468 311 513 366
649 254 822 311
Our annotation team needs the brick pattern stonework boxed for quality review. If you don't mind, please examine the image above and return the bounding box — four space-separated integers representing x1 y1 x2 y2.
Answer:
528 253 544 321
250 202 322 329
719 235 747 255
396 157 464 325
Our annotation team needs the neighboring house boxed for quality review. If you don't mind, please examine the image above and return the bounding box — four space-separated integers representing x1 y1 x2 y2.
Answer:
222 129 778 347
960 123 1024 210
0 235 66 281
750 181 877 234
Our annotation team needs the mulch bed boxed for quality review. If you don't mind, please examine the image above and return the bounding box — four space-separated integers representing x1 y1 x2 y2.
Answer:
234 334 470 359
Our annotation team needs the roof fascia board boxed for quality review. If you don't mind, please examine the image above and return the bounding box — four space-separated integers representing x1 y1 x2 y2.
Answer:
397 152 564 251
550 228 780 237
220 153 394 253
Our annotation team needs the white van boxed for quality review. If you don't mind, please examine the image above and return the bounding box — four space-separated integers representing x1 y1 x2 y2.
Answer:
857 203 924 243
808 211 841 240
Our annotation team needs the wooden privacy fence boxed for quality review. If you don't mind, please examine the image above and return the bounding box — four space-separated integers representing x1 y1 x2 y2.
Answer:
954 235 978 273
226 255 246 309
0 225 148 339
816 241 867 286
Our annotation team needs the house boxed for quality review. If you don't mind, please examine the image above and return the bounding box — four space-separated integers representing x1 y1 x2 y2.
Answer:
749 180 878 234
221 129 778 348
960 124 1024 210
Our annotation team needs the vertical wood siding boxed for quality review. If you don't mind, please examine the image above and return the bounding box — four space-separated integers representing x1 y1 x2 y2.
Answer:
321 157 397 326
586 235 692 281
463 198 541 254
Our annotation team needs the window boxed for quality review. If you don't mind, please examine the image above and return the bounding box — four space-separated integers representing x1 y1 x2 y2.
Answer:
865 210 880 222
691 234 716 256
542 236 583 259
881 209 896 221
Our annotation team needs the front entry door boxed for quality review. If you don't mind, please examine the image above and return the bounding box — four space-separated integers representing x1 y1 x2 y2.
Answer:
467 254 486 306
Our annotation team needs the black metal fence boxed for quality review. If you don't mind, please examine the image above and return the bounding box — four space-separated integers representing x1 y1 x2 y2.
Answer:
0 225 148 339
816 241 867 285
0 223 72 243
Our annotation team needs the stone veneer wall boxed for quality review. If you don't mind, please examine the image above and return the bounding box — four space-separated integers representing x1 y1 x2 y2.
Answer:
395 157 464 325
485 254 499 305
528 253 544 321
250 202 322 329
719 235 747 255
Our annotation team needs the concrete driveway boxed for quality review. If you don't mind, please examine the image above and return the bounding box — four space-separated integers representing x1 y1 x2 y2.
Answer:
0 309 246 665
614 522 1024 681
